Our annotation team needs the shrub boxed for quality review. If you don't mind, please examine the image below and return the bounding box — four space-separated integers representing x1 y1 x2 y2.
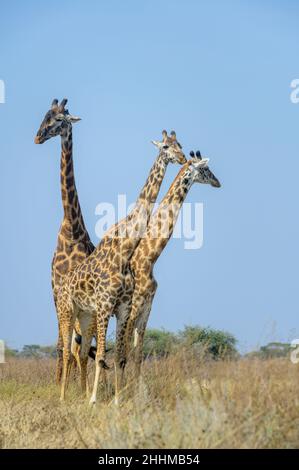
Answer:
143 328 178 357
178 325 238 359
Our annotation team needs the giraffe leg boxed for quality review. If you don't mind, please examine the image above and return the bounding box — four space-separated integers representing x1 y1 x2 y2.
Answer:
89 312 110 405
71 320 83 369
125 293 146 359
133 299 154 377
114 299 132 402
126 281 157 377
53 293 63 385
77 314 95 398
71 329 81 371
55 328 63 385
59 304 76 401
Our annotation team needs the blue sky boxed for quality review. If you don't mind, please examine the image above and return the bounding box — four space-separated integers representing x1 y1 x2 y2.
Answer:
1 0 298 352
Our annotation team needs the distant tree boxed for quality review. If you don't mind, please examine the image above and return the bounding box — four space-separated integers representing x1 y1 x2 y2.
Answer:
20 344 42 357
143 328 178 357
247 342 291 359
5 346 19 357
178 325 238 359
39 345 57 358
19 344 57 358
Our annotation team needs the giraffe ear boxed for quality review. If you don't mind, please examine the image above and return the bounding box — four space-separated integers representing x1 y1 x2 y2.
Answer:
151 140 162 148
66 114 81 123
193 158 209 167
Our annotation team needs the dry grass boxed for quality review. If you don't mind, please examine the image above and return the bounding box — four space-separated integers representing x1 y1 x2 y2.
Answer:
0 353 298 449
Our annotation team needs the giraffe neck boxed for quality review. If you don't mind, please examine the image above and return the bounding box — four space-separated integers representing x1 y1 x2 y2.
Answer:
60 127 88 240
141 162 193 264
102 152 169 258
135 151 168 208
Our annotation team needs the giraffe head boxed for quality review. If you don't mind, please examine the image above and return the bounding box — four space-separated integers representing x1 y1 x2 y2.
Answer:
189 150 221 188
34 98 81 144
151 130 186 164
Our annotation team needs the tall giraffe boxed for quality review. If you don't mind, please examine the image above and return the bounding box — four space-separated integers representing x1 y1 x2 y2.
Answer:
122 151 221 376
57 131 186 402
35 99 95 383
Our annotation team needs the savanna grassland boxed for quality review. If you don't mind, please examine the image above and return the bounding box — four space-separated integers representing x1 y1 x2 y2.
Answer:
0 353 299 449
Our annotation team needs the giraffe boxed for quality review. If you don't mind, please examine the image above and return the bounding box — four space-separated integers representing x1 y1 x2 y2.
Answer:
122 151 221 377
35 98 95 384
57 131 186 402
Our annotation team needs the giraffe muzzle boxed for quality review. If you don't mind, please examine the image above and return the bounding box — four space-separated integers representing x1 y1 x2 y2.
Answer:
35 129 48 144
211 178 221 188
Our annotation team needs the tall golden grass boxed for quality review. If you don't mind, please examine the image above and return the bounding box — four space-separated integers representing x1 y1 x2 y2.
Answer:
0 352 298 448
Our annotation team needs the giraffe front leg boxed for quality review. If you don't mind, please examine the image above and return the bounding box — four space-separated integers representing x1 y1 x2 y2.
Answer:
89 313 110 405
59 306 76 401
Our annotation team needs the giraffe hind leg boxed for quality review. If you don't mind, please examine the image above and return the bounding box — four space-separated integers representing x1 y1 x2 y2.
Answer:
77 312 96 397
89 309 112 405
114 296 133 400
55 329 63 385
133 299 154 378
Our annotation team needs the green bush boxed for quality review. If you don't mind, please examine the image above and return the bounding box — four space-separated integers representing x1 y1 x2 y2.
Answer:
178 325 238 359
143 328 178 357
4 346 19 357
